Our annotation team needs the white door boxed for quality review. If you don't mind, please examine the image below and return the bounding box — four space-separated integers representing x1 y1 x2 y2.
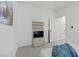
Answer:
56 16 65 40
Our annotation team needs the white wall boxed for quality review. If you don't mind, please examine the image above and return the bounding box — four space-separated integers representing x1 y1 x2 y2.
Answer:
56 2 79 45
0 1 56 56
0 24 17 57
0 2 17 57
14 2 32 47
15 2 56 47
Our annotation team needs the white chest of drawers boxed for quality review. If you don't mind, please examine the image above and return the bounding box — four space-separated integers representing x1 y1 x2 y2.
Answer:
32 37 45 47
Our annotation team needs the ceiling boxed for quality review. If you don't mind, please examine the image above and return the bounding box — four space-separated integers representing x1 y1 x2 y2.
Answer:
18 1 73 11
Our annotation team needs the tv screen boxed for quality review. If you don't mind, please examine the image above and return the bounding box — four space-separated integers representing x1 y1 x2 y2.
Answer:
33 31 44 38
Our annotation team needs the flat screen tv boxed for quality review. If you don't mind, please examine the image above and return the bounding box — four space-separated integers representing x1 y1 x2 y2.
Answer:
33 31 44 38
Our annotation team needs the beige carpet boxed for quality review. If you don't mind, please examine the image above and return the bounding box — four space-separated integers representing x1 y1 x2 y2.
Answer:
15 43 52 57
